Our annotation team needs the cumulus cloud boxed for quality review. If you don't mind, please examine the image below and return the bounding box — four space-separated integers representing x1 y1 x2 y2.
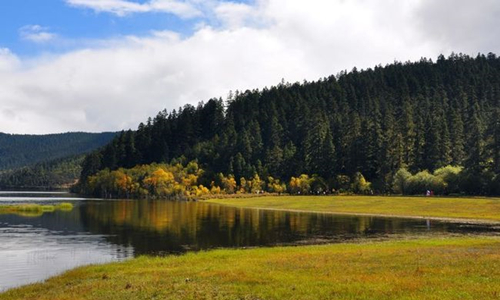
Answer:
19 25 57 43
0 48 20 72
215 2 258 29
65 0 201 18
414 0 500 54
1 0 499 134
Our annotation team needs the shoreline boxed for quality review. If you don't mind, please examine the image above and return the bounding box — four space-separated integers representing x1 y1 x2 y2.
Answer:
206 195 500 225
207 202 500 225
2 236 499 299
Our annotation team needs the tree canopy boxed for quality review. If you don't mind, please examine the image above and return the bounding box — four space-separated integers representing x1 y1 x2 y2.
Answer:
78 53 500 196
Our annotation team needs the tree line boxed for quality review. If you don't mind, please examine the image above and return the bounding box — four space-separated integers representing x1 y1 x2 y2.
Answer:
77 53 500 196
80 160 371 199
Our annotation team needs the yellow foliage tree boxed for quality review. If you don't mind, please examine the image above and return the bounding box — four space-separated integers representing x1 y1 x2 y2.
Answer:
237 177 245 193
221 174 237 194
144 168 175 197
114 170 135 198
289 174 311 194
250 174 263 193
267 176 286 194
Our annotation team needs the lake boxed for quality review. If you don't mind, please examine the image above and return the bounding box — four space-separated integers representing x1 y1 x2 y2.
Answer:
0 191 497 291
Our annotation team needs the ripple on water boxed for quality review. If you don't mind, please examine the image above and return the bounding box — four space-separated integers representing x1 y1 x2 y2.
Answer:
0 222 131 292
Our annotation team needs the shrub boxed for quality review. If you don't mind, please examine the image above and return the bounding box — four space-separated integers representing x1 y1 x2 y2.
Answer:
351 172 371 194
310 175 328 194
434 165 463 194
289 174 311 194
334 175 351 193
392 168 411 194
406 170 446 195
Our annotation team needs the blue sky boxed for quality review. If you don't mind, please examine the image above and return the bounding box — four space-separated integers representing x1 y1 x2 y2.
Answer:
0 0 498 134
0 0 250 57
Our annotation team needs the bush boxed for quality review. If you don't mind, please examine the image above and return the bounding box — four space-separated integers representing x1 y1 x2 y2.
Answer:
392 166 470 195
392 168 411 194
310 175 328 194
289 174 311 194
334 175 351 193
434 166 462 194
351 172 371 194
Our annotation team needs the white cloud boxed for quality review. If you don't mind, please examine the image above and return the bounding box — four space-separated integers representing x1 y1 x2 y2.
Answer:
215 2 257 29
19 25 57 43
65 0 201 18
0 48 20 72
414 0 500 54
1 0 500 134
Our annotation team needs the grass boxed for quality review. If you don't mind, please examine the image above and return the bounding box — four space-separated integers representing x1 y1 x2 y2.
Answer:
0 202 74 217
207 195 500 222
1 237 499 299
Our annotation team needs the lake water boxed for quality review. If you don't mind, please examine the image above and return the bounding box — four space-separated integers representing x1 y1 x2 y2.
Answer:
0 192 498 291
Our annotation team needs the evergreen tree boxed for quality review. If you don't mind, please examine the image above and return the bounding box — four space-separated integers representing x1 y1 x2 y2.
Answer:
77 53 500 195
464 100 485 173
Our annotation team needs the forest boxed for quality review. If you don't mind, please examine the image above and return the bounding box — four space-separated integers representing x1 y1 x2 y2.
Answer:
0 132 117 171
77 53 500 197
0 155 84 190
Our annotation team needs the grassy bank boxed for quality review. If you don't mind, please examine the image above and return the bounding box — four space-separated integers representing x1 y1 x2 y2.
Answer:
1 237 499 299
207 195 500 222
0 203 74 217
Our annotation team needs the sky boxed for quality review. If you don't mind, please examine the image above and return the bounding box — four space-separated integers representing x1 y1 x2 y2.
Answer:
0 0 499 134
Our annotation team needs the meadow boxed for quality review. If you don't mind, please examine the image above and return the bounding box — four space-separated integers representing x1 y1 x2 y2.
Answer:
207 195 500 222
2 196 499 299
1 237 499 300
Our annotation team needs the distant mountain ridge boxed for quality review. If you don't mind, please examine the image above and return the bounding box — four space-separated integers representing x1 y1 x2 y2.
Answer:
0 155 85 190
0 132 118 171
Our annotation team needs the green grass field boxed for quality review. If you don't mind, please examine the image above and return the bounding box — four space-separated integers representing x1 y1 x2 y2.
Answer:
207 195 500 222
0 203 74 217
1 237 499 300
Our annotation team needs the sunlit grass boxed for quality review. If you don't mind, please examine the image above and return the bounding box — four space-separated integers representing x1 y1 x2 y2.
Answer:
56 202 74 211
0 202 74 217
207 195 500 222
1 237 499 299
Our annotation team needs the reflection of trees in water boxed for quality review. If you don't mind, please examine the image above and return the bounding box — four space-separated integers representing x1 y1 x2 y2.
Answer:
78 200 459 256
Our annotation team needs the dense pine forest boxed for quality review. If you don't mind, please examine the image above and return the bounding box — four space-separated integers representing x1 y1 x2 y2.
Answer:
78 53 500 198
0 155 84 190
0 132 117 171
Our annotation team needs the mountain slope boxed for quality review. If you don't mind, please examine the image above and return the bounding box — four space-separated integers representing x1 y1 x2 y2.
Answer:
0 155 84 189
0 132 117 171
79 53 500 195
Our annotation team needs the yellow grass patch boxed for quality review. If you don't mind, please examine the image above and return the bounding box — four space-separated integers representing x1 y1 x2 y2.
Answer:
1 237 499 299
207 195 500 222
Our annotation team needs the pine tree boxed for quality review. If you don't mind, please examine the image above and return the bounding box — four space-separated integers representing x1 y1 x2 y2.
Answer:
464 100 485 173
78 53 500 195
487 107 500 173
449 108 466 165
304 110 332 177
401 100 416 169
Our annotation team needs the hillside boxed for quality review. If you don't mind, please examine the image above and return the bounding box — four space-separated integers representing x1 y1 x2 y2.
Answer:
0 155 84 190
0 132 117 171
78 53 500 196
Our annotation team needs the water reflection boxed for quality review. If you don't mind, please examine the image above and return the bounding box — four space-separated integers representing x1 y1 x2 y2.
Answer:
80 200 496 255
0 218 131 291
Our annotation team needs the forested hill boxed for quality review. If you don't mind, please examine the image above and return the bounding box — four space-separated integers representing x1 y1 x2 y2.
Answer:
79 53 500 195
0 155 84 190
0 132 117 171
